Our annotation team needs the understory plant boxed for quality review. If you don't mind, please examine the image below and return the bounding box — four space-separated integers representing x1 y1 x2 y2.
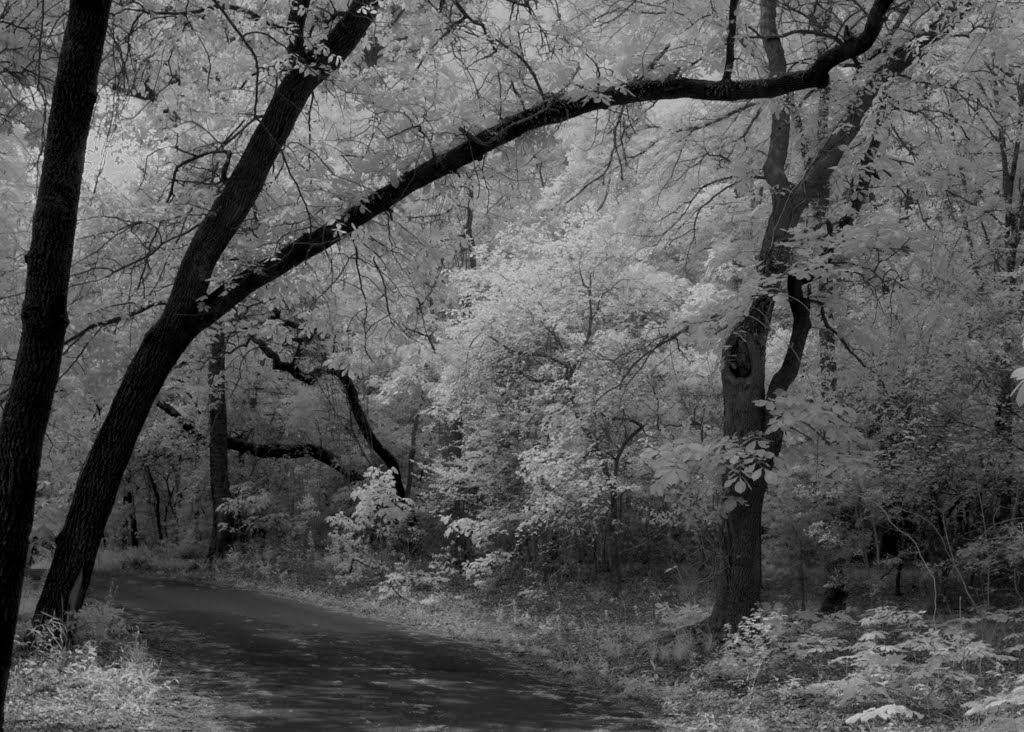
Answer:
7 603 160 730
803 606 1021 725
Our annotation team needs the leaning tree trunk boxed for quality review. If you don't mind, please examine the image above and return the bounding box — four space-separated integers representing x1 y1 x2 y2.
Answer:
34 5 379 622
35 324 198 619
207 330 232 557
0 0 111 722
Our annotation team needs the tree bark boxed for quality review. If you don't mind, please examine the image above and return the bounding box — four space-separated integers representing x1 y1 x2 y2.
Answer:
34 0 900 622
0 1 111 722
207 330 232 557
144 467 165 541
334 370 406 498
0 6 112 729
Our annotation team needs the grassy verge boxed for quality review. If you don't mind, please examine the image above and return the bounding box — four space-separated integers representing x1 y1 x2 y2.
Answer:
6 569 229 732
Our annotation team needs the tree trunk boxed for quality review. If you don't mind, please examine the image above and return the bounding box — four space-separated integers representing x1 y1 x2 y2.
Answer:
35 324 197 620
144 467 165 542
702 2 935 631
0 1 111 722
35 5 378 621
708 297 773 630
336 371 407 498
207 330 232 557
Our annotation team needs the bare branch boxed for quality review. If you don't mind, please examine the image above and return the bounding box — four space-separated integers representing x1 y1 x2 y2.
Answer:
154 399 358 478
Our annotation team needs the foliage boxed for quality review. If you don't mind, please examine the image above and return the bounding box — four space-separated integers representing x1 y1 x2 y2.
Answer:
427 208 712 579
7 602 159 731
325 466 413 578
806 607 1018 721
965 673 1024 718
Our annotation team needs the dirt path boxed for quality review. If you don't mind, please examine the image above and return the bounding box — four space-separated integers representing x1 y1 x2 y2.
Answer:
95 573 656 731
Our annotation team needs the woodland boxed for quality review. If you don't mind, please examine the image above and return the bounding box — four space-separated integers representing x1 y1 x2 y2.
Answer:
3 0 1024 729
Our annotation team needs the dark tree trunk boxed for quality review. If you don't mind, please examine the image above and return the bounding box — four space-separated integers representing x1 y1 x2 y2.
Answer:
708 296 773 630
207 331 232 557
123 491 140 548
0 1 111 722
34 5 379 622
36 325 197 619
144 467 165 542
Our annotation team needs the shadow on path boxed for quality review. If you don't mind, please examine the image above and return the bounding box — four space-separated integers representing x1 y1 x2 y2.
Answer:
94 573 656 731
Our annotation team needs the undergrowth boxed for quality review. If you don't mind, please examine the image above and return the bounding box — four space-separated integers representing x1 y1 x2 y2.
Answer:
7 576 227 732
6 591 161 731
206 546 1024 731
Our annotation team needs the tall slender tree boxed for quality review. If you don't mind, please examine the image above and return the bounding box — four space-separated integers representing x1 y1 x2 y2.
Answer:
0 1 112 724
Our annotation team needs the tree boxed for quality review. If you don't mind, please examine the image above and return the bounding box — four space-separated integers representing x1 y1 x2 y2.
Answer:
0 0 111 724
708 1 957 629
29 0 900 623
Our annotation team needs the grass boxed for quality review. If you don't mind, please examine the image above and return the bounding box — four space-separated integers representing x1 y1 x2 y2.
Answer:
5 568 229 732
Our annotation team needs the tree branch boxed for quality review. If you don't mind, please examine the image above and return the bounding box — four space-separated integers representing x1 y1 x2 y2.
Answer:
249 336 317 385
722 0 741 82
248 325 407 497
63 302 163 348
154 400 358 478
767 275 812 397
200 0 899 323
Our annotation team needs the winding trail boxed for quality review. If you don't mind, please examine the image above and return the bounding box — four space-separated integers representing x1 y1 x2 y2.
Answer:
94 573 656 731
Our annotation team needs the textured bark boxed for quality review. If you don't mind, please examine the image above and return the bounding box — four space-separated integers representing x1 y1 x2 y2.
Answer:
207 331 232 557
144 467 165 541
0 1 111 722
35 0 900 621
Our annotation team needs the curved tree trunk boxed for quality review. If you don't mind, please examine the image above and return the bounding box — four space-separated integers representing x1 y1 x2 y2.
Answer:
34 4 379 622
35 323 197 619
335 371 406 498
0 0 111 721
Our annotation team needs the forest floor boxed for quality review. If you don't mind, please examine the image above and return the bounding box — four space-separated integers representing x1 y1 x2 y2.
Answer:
12 554 1024 731
196 553 1024 732
9 569 232 732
